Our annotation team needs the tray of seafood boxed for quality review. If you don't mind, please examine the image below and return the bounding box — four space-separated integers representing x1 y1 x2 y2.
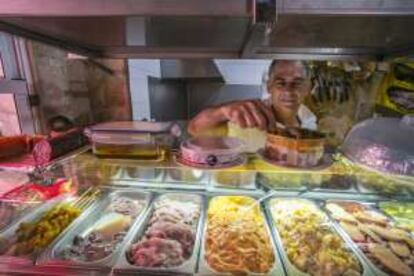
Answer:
324 200 414 276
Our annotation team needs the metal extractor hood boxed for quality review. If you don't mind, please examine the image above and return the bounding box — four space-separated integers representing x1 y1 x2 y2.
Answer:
0 0 253 59
0 0 413 60
245 0 414 60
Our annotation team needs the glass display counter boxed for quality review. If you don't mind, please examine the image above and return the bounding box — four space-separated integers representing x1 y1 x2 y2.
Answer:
0 149 412 275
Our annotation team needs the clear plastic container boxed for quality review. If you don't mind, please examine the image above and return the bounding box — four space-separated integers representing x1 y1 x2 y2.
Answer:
88 121 180 160
341 116 414 178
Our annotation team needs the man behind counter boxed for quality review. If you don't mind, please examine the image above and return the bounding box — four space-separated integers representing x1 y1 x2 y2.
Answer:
188 60 316 137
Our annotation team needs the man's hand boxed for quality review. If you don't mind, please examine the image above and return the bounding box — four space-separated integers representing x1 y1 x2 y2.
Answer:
187 99 277 136
220 100 276 131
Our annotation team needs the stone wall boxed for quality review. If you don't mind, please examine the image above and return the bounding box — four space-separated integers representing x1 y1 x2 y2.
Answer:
29 41 131 133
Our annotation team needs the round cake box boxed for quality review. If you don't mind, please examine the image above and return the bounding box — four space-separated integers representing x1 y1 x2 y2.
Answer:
265 133 325 167
181 137 244 167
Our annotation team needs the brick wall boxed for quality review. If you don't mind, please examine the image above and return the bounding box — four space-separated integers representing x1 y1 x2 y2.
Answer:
29 42 131 132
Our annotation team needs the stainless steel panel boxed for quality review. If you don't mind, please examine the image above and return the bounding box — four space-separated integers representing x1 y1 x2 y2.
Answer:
270 16 414 49
277 0 414 15
0 0 413 60
145 17 249 49
0 15 251 58
0 0 253 17
252 47 380 60
102 47 241 59
245 14 414 60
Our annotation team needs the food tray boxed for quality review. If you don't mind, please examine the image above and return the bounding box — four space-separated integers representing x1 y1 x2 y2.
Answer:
114 192 204 275
198 195 285 276
323 200 414 276
0 194 97 265
37 190 152 270
264 198 370 276
0 200 42 233
378 201 414 231
210 171 257 190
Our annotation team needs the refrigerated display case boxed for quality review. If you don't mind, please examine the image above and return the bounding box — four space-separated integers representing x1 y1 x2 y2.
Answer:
0 1 413 276
0 139 412 275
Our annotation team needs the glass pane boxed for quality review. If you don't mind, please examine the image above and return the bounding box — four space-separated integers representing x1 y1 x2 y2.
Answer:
0 53 4 78
0 93 21 135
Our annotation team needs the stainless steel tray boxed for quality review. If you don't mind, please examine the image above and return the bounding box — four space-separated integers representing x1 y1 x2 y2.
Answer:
378 201 414 228
0 200 42 233
37 190 152 271
264 197 371 276
0 194 97 266
322 199 413 276
114 192 204 275
198 195 285 276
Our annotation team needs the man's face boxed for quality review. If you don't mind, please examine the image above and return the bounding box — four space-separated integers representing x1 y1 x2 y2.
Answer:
267 61 310 112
